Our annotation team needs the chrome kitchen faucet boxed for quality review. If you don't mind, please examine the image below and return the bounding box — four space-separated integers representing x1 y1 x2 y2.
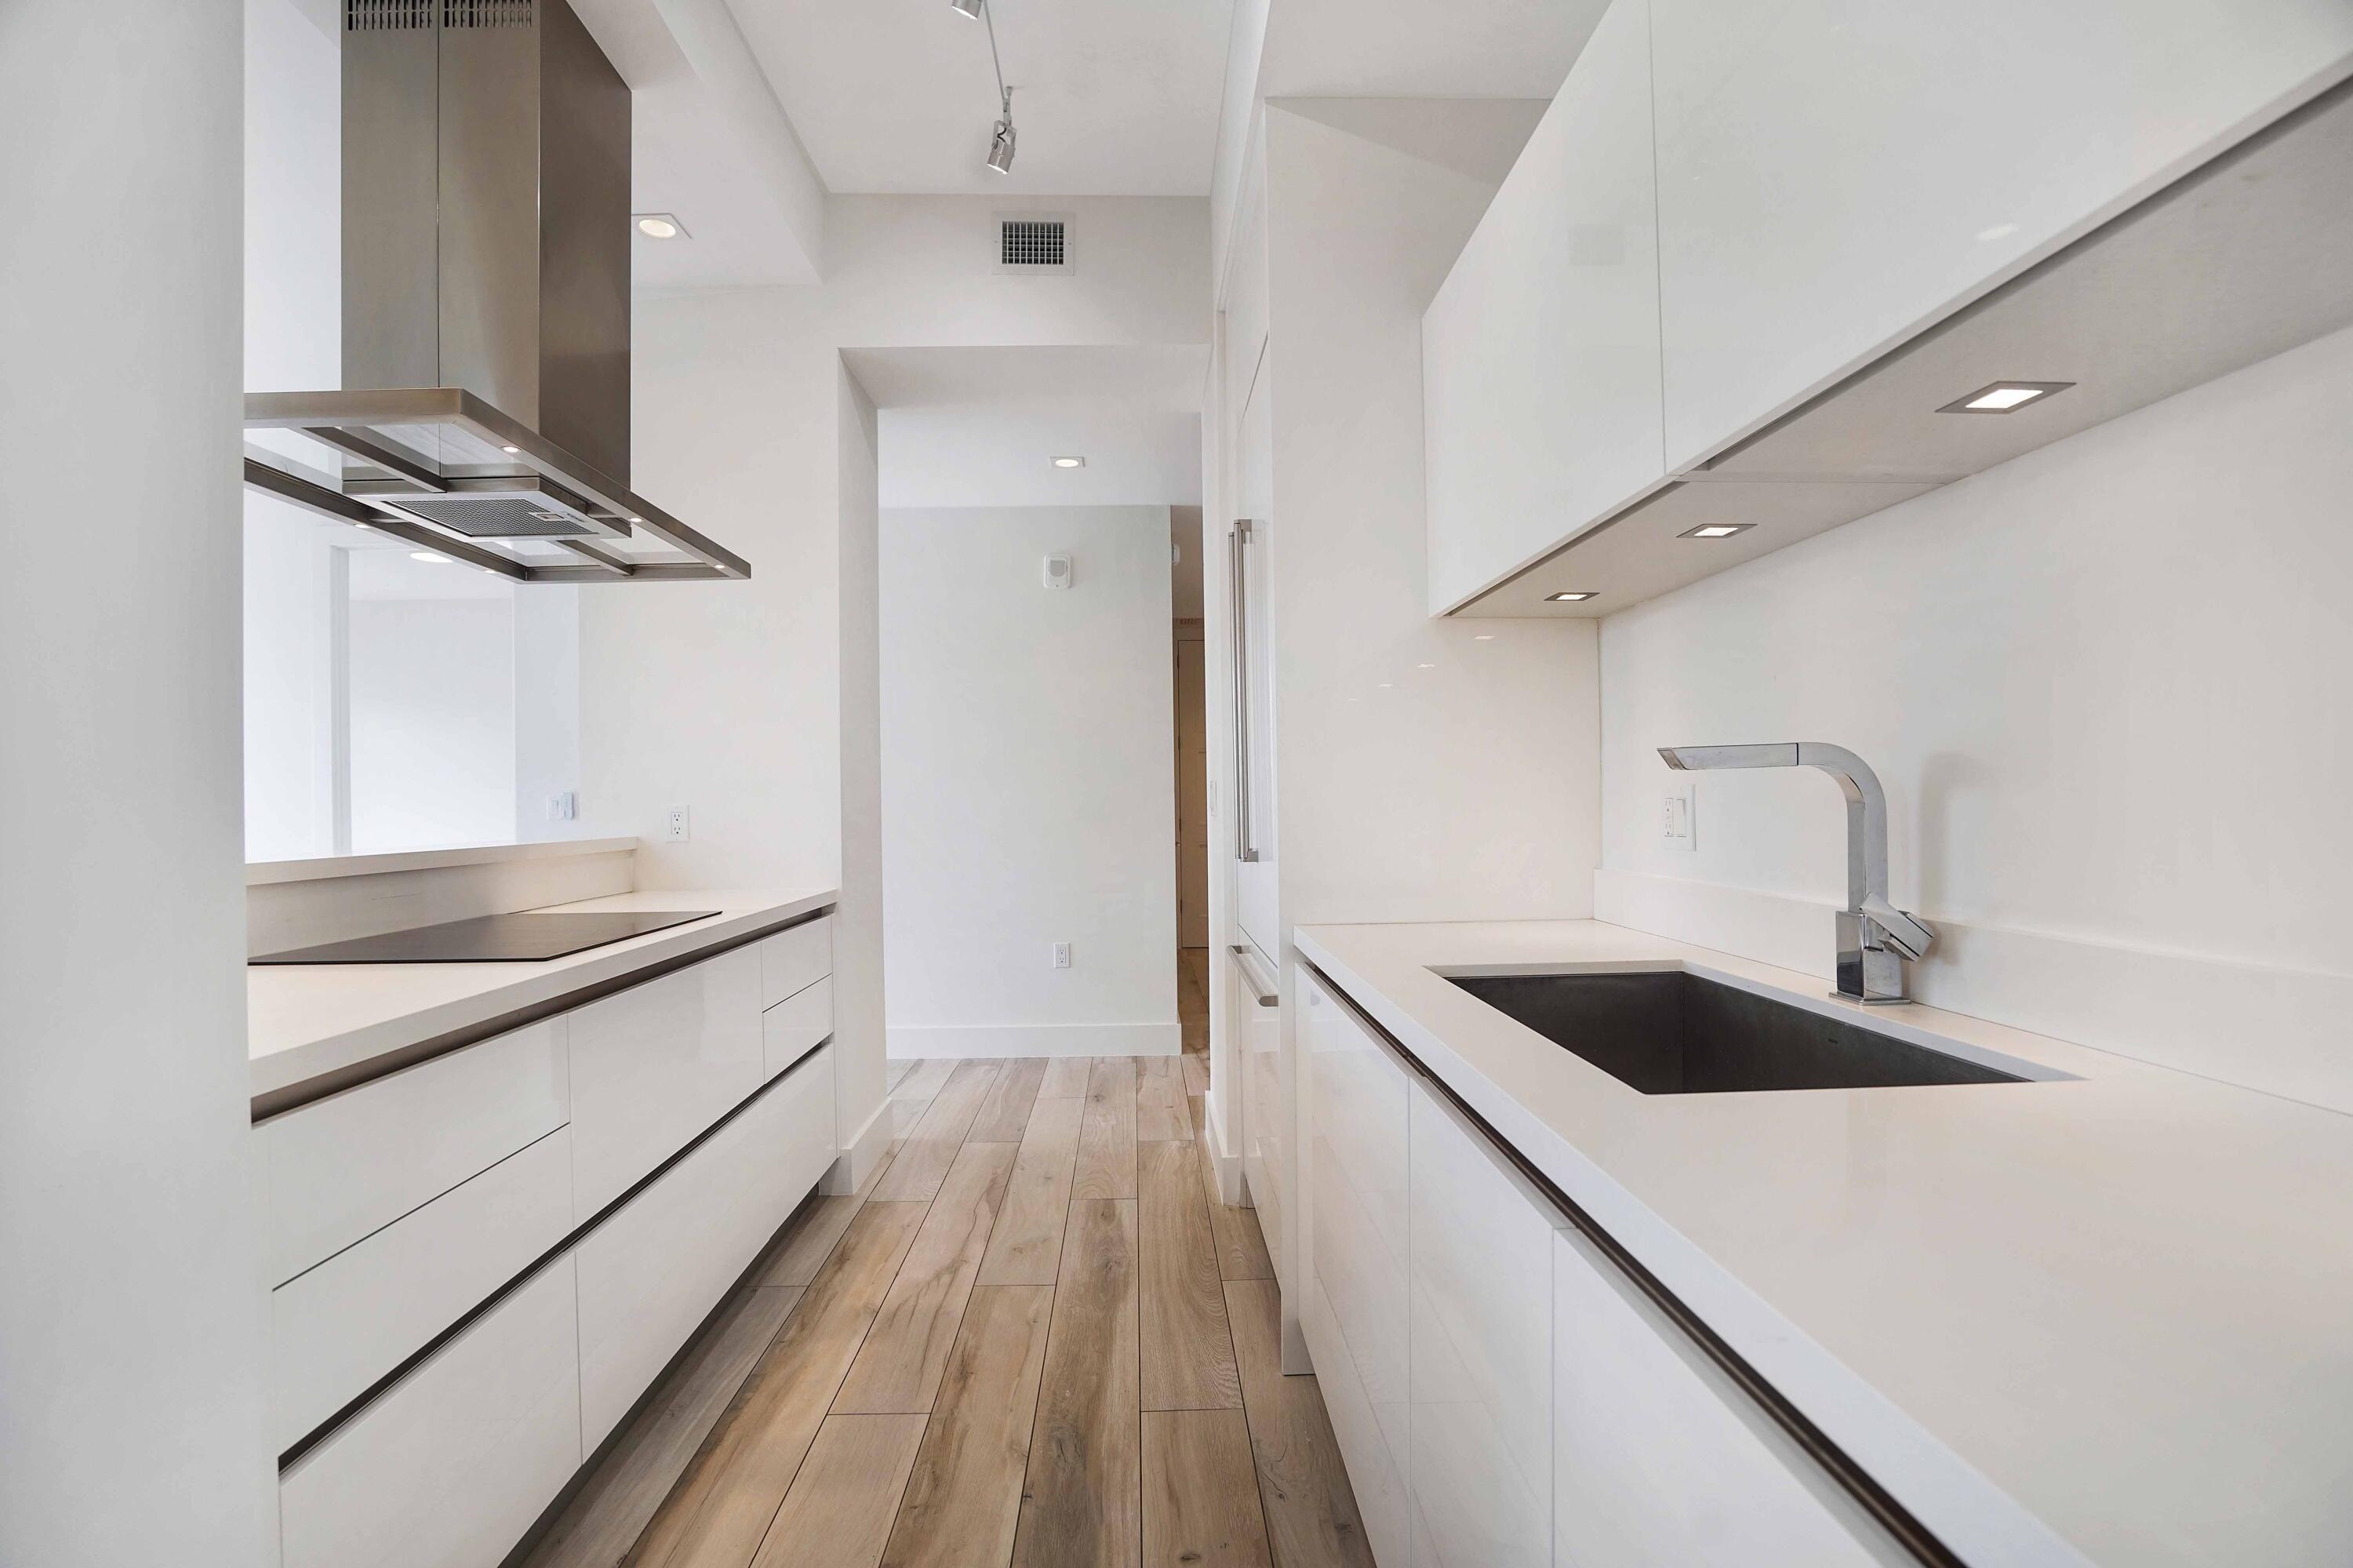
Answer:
1657 743 1934 1004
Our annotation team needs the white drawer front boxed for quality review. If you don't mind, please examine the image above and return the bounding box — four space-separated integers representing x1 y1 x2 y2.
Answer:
762 974 832 1080
575 1045 835 1448
263 1020 568 1286
271 1126 576 1453
1409 1079 1558 1568
280 1255 581 1568
567 945 764 1217
758 914 832 1010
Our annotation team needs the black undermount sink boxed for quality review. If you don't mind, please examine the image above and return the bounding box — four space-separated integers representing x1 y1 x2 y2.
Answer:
1446 970 2026 1095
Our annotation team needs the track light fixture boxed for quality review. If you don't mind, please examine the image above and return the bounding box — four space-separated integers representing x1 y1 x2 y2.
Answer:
957 0 1017 174
988 87 1017 173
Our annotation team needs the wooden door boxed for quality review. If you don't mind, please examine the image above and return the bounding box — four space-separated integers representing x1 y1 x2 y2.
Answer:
1173 624 1209 948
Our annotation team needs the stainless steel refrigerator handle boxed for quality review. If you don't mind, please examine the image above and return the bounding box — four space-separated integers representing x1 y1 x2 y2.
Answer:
1228 520 1259 863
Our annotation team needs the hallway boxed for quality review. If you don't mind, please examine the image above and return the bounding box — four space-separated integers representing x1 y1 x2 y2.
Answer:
523 1029 1372 1568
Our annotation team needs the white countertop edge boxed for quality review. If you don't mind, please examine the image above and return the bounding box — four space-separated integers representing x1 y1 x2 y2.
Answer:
246 837 640 886
249 889 836 1101
1292 924 2096 1568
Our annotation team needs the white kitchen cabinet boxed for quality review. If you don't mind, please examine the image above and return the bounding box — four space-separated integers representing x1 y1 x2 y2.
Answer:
1422 0 1664 614
270 1126 575 1453
1231 358 1278 962
575 1043 835 1449
756 914 831 1010
280 1255 582 1568
1408 1079 1558 1568
762 974 832 1081
1650 0 2353 470
1232 944 1288 1294
566 944 765 1215
1552 1227 1909 1566
1300 968 1410 1568
262 1019 568 1286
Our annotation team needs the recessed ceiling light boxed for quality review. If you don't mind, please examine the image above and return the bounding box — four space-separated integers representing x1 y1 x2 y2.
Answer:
1546 591 1598 601
1474 635 1494 641
410 551 452 564
634 213 689 240
1052 456 1086 468
1417 662 1435 669
1677 524 1753 540
1939 380 2073 413
500 444 521 454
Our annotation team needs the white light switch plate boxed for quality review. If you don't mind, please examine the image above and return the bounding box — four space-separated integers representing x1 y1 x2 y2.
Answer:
1662 780 1696 851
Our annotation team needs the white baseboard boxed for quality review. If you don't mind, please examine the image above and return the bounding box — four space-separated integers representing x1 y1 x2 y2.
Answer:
1595 868 2353 1118
886 1022 1181 1059
822 1097 893 1196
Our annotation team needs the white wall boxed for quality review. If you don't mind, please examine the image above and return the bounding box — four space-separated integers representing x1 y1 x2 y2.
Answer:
0 0 271 1560
834 366 889 1181
515 586 584 842
1597 321 2353 1115
245 517 344 860
349 599 520 853
879 506 1180 1057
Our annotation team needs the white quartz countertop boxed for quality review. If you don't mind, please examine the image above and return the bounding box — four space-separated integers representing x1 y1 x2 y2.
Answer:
1293 919 2353 1568
249 887 836 1107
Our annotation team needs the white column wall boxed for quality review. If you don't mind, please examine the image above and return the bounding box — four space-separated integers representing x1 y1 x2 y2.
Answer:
0 2 272 1563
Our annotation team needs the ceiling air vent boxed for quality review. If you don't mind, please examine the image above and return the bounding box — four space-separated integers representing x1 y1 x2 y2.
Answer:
998 214 1071 273
347 0 433 28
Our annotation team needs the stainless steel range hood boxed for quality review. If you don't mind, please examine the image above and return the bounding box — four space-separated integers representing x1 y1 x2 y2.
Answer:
242 0 747 583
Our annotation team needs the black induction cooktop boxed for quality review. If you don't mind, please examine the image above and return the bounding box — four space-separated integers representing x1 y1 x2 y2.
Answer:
249 909 722 966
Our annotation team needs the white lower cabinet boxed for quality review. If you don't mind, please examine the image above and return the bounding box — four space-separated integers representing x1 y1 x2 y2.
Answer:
567 945 766 1216
1234 945 1288 1291
1407 1079 1558 1568
271 1126 576 1453
279 1255 582 1568
1300 970 1410 1568
575 1043 836 1449
1551 1228 1908 1566
762 974 832 1081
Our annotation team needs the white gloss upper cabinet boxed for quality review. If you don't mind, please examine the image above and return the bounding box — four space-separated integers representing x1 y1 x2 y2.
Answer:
1552 1227 1909 1566
1300 969 1410 1568
1407 1079 1558 1568
1422 0 1664 614
1650 0 2353 470
566 947 765 1216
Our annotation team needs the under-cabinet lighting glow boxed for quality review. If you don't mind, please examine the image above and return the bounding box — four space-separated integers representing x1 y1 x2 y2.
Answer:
1546 591 1599 601
410 551 453 564
500 445 522 454
1940 380 2074 414
1677 524 1751 540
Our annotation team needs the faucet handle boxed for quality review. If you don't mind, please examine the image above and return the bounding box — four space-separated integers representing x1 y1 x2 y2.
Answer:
1863 897 1935 961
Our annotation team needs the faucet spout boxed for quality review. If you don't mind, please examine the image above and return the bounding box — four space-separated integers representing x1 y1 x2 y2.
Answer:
1657 742 1934 1002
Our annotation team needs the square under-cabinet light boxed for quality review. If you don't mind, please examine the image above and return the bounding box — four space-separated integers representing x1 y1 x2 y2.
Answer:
1678 523 1753 540
1939 380 2073 413
1546 591 1598 602
1052 456 1086 468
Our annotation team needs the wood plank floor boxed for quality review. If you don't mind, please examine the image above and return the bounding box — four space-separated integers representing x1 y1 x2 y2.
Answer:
527 949 1376 1568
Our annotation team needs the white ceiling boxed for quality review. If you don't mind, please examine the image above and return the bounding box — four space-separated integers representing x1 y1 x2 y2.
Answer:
1260 0 1605 99
730 0 1238 196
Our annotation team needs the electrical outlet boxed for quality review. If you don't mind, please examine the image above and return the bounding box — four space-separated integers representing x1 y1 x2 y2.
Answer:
1050 942 1072 970
1662 780 1696 851
664 804 691 843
